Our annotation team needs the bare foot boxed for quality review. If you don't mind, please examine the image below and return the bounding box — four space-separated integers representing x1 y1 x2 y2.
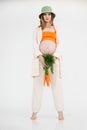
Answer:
58 111 64 120
31 112 37 120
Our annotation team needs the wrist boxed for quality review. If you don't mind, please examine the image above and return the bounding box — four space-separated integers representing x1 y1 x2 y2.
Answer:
37 55 41 58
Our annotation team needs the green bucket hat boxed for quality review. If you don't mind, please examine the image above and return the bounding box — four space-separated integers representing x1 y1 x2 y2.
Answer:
39 6 56 19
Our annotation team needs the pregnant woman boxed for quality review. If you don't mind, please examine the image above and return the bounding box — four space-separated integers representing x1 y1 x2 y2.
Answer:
31 6 64 120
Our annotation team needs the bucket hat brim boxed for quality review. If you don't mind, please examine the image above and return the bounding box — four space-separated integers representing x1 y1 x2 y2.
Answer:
39 6 56 19
39 12 55 19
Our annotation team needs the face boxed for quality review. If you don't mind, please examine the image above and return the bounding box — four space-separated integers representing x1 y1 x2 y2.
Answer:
43 13 51 23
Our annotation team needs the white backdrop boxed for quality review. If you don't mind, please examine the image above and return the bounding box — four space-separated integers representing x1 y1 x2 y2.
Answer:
0 0 87 130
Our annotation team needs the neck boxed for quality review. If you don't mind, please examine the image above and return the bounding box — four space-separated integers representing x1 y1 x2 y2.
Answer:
45 23 52 28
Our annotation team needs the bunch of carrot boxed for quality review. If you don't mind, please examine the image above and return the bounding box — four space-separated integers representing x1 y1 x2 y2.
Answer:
43 54 55 87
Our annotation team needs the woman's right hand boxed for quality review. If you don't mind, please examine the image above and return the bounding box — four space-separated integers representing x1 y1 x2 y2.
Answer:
38 55 47 67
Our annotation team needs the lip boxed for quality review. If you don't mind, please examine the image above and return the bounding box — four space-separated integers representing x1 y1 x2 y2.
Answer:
46 19 49 20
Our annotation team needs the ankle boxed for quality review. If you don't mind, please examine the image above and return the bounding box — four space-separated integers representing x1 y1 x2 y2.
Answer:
31 112 37 120
58 111 63 114
58 111 64 120
33 112 37 115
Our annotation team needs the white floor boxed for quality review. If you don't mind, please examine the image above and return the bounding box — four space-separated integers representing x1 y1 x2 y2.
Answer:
0 108 87 130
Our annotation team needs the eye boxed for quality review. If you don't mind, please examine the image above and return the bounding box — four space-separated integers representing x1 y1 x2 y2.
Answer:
48 13 51 15
43 13 46 16
43 13 51 16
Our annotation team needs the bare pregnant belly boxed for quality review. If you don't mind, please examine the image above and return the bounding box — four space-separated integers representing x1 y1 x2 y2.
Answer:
39 40 56 54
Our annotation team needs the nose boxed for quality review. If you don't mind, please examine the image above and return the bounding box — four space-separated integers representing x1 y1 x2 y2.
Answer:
45 14 50 19
46 14 49 17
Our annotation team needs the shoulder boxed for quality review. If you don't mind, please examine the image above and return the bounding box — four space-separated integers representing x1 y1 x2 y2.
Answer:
33 27 42 36
53 25 59 32
32 27 40 35
34 26 42 32
54 25 61 37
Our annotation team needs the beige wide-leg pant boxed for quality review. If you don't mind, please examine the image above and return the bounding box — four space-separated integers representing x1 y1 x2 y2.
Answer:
32 60 64 113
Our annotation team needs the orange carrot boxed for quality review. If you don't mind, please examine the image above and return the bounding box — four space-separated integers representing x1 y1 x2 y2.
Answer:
44 73 51 87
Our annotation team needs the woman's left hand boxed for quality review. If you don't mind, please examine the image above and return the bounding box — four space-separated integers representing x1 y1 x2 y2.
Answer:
54 56 59 61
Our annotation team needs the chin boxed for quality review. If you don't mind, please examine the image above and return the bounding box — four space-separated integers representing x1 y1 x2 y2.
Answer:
45 20 51 23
